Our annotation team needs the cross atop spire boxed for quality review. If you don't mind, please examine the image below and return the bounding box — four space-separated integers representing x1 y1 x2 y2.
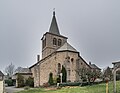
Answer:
49 10 60 35
53 8 55 16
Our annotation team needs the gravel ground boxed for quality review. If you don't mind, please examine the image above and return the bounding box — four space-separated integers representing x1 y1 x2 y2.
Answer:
5 86 24 93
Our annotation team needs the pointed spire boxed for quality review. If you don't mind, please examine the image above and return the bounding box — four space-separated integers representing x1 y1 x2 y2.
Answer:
49 10 60 35
53 8 55 16
53 11 55 16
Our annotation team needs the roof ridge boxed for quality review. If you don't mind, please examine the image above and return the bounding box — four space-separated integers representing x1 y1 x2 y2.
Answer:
0 71 4 76
57 42 77 52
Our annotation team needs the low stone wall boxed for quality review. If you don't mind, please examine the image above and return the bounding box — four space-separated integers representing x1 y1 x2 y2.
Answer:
0 81 4 93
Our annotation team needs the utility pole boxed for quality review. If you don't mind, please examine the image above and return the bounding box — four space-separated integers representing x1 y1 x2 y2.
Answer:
106 80 109 93
113 70 116 93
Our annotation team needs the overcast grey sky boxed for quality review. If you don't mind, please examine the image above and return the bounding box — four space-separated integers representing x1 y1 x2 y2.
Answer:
0 0 120 72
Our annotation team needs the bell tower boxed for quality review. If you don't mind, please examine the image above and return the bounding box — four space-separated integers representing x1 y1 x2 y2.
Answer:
41 11 68 59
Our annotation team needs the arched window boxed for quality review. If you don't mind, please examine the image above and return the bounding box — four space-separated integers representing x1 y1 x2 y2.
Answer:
58 63 61 74
58 39 62 46
71 58 74 62
53 38 57 45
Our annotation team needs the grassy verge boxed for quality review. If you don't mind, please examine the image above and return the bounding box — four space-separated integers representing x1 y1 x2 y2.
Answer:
16 81 120 93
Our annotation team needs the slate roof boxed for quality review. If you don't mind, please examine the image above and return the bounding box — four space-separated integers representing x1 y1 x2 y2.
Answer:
49 11 60 35
89 64 101 70
103 66 113 74
57 42 78 52
15 67 31 74
112 61 120 64
0 71 4 76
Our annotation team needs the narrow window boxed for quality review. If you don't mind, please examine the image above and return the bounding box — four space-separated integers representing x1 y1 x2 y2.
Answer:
71 58 74 62
58 39 62 46
58 63 61 74
81 62 83 65
53 38 57 45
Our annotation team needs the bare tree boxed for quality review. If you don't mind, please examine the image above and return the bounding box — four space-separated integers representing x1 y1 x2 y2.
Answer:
103 66 113 81
5 63 15 78
76 67 101 84
14 67 22 73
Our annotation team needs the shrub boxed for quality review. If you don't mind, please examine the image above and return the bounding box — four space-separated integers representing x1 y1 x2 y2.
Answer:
5 79 13 86
43 82 49 87
59 82 81 87
25 77 34 87
80 82 89 86
116 74 120 80
17 73 25 87
57 75 61 83
24 86 30 90
53 77 57 84
48 73 54 85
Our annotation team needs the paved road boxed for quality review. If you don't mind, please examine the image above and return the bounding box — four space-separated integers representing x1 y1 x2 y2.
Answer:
5 86 24 93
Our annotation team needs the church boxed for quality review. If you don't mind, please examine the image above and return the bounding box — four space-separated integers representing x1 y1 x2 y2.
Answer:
30 11 92 87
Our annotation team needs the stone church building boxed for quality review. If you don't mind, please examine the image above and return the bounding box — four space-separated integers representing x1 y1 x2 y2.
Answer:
30 11 92 87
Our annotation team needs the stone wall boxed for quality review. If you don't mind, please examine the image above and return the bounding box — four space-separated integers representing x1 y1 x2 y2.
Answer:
0 81 4 93
15 74 32 87
39 51 90 85
31 51 90 87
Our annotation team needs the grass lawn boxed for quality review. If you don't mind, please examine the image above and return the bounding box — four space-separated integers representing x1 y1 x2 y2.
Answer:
16 81 120 93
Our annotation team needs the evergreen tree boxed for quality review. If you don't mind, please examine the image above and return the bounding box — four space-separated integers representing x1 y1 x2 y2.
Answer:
61 65 67 82
48 72 53 85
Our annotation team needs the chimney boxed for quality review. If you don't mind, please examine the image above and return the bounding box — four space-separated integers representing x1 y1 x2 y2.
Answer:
37 55 40 62
89 62 91 65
